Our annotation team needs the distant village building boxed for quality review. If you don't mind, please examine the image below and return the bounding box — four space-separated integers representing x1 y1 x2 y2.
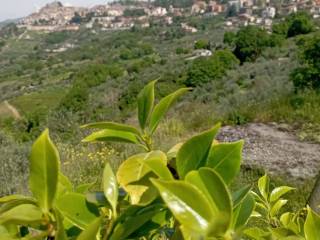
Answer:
262 6 276 18
181 23 198 33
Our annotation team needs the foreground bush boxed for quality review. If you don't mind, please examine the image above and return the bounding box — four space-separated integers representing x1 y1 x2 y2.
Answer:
0 82 320 239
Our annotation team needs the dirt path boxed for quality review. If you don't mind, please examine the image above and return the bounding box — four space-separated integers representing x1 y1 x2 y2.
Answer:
1 101 21 119
218 123 320 180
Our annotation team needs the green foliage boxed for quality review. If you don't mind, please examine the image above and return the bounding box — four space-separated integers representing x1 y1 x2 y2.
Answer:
287 12 314 38
223 31 236 46
194 39 210 50
233 26 275 63
1 82 319 240
185 49 239 87
291 34 320 90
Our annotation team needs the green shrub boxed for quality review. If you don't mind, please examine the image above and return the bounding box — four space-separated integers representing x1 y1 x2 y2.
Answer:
185 49 239 87
1 82 319 239
194 39 210 50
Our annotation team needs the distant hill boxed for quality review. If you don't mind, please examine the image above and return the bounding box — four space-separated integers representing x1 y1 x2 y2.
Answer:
0 18 22 28
0 18 20 29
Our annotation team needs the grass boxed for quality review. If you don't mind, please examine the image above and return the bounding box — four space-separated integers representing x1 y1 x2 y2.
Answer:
10 86 67 114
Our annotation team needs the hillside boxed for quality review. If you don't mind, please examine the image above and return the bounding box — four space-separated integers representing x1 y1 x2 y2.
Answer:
0 4 320 214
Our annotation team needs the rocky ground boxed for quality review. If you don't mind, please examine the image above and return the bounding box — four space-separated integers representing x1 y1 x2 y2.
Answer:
219 123 320 180
218 123 320 209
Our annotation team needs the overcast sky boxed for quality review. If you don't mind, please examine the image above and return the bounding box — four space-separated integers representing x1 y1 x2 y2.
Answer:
0 0 111 21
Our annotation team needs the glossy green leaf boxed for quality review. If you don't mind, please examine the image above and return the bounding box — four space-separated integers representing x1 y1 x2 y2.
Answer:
0 197 36 215
270 186 295 202
176 124 220 179
185 168 232 234
82 129 139 144
232 185 252 208
137 80 156 130
0 195 32 204
29 129 59 213
103 163 118 215
77 218 101 240
206 140 244 184
117 152 166 205
56 193 100 230
0 204 42 225
232 194 255 230
109 204 162 240
258 174 269 201
304 206 320 240
270 199 288 217
149 88 191 133
137 150 173 180
81 121 141 135
151 179 215 233
280 212 301 235
117 153 151 187
55 210 68 240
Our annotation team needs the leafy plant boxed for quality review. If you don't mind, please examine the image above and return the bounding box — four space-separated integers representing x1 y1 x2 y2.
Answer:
0 82 319 239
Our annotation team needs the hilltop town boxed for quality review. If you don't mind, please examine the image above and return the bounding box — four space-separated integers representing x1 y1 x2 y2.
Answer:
16 0 320 32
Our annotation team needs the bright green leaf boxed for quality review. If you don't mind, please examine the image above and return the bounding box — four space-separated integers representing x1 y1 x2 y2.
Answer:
77 218 101 240
57 173 73 198
137 151 173 180
185 168 232 235
81 121 141 135
206 140 244 184
270 199 288 217
82 129 139 144
103 163 118 216
270 186 295 202
151 179 215 233
117 152 167 205
0 204 42 225
258 175 269 201
149 88 191 133
137 80 156 130
56 193 100 230
29 129 59 213
176 124 220 179
55 210 68 240
304 206 320 240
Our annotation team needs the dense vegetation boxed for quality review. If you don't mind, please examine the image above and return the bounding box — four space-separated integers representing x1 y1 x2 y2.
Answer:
1 83 319 239
0 10 320 238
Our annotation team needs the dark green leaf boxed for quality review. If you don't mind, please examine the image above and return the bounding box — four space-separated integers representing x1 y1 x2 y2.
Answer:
232 194 255 230
176 124 220 179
